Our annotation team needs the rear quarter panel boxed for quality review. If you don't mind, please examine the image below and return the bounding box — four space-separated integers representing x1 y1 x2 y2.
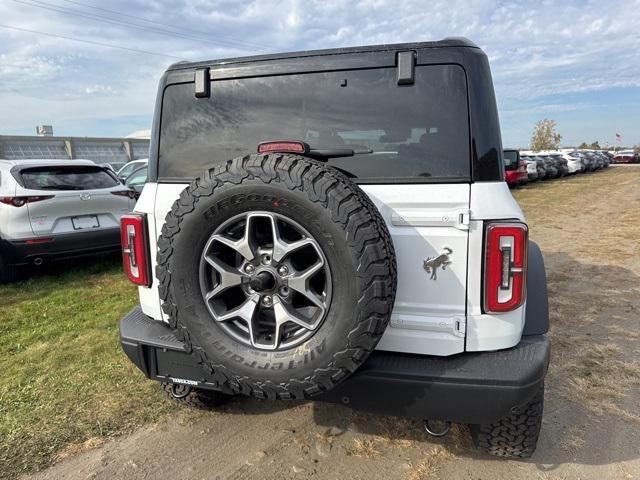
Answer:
466 182 527 351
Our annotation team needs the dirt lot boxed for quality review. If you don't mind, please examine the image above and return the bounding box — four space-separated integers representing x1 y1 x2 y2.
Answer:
23 165 640 480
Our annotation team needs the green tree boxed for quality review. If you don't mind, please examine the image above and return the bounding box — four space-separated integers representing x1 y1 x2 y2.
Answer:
530 119 562 151
579 141 601 149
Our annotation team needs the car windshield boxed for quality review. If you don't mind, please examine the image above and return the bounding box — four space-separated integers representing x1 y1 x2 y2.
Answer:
118 162 145 177
20 165 119 191
158 65 471 181
126 167 147 186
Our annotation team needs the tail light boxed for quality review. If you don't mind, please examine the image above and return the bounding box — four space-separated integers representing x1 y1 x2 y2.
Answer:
484 222 528 313
258 141 308 154
121 214 151 286
25 237 54 244
111 190 137 199
0 195 54 207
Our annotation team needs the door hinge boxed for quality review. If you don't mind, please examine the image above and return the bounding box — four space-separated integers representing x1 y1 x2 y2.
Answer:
453 316 466 338
194 67 210 98
455 208 470 231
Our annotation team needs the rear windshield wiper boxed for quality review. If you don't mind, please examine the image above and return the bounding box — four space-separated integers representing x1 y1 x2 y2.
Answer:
257 141 372 161
308 148 373 160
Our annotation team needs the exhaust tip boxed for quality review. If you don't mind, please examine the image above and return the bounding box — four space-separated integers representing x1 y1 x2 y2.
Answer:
33 257 44 266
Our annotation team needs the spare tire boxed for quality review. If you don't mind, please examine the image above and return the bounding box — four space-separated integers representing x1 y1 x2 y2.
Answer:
157 153 396 400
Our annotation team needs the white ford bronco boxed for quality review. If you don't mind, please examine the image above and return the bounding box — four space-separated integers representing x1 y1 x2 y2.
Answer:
119 38 550 458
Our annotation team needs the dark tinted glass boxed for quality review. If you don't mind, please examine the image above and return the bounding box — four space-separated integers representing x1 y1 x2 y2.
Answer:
159 65 469 180
20 166 119 190
503 151 518 170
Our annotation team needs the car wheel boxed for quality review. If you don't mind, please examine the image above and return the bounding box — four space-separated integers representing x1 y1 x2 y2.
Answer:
470 386 544 458
156 153 397 400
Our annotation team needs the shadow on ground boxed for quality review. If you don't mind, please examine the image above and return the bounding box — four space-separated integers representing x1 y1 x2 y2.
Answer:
201 251 640 471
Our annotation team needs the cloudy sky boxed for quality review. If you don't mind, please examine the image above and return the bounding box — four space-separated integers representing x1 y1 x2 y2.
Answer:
0 0 639 147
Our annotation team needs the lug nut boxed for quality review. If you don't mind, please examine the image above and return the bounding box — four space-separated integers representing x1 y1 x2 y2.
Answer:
277 265 289 276
244 264 255 274
262 295 273 307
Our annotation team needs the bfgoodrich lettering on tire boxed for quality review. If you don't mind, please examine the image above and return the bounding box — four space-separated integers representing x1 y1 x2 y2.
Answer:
156 153 397 400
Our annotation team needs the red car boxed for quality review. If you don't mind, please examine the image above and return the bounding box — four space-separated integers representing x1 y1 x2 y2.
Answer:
613 150 637 163
504 149 528 187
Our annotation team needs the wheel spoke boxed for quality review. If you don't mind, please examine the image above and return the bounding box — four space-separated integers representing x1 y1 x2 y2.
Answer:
287 261 326 308
215 295 258 323
204 255 244 299
268 215 315 262
210 214 258 261
273 297 315 331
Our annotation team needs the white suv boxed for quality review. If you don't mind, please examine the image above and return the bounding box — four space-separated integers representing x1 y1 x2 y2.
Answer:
0 159 136 281
118 39 550 458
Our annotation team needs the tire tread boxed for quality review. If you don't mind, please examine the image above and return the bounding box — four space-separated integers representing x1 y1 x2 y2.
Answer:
156 153 397 400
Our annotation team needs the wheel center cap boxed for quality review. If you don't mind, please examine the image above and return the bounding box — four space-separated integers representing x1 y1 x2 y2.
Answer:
250 271 276 292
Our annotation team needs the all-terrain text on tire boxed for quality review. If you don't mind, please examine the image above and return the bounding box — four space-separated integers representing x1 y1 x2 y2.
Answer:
119 38 550 459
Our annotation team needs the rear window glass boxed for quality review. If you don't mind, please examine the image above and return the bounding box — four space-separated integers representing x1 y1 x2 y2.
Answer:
503 151 518 170
20 166 119 190
158 65 470 181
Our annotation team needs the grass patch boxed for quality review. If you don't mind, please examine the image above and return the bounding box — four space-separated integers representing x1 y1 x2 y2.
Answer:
0 258 174 479
406 446 454 480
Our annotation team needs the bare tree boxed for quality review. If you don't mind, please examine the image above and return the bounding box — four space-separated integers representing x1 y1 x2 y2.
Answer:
530 119 562 151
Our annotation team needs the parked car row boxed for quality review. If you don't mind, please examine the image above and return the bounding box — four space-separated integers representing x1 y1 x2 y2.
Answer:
0 157 149 282
503 149 614 187
612 149 639 163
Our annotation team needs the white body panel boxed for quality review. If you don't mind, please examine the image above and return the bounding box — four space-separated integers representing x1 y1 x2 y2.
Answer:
362 184 470 356
133 182 165 320
138 180 527 356
466 182 526 351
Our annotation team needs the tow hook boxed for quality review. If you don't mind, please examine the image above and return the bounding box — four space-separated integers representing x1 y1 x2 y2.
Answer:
423 419 451 437
170 383 193 399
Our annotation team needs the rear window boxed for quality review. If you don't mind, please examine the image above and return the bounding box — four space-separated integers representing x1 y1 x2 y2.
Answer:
19 166 119 191
158 65 470 181
503 151 519 170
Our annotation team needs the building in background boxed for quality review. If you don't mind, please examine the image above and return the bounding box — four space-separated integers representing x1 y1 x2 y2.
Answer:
36 125 54 136
0 134 150 163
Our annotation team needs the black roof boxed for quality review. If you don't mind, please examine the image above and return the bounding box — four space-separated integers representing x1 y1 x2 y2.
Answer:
167 37 479 71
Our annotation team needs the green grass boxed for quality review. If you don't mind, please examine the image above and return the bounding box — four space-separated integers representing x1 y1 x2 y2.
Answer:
0 258 174 479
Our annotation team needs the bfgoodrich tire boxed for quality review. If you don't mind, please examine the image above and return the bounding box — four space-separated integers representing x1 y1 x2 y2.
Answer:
157 153 397 400
471 386 544 458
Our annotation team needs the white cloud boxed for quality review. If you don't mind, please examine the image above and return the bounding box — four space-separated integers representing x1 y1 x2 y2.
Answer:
0 0 639 144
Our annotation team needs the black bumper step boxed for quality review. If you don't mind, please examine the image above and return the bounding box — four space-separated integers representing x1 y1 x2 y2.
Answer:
120 307 550 424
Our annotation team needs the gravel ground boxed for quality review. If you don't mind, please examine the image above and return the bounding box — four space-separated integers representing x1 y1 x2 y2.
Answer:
24 165 640 480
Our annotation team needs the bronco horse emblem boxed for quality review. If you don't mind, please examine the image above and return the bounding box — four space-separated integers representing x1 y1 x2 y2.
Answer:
423 247 453 280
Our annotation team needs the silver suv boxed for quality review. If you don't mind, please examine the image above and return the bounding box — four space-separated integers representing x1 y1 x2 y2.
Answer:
0 159 135 281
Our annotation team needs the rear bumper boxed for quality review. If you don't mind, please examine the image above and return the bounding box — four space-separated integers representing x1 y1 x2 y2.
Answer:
0 228 121 266
120 308 550 425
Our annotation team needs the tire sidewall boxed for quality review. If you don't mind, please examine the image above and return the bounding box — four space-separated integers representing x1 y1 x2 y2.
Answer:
169 179 362 382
